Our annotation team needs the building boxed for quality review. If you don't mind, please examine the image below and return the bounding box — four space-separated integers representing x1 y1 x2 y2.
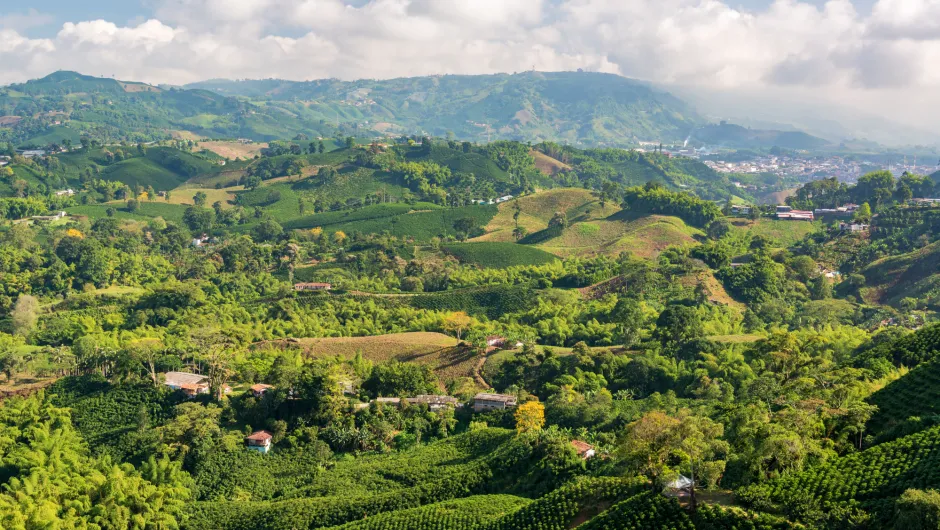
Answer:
473 393 518 412
164 371 209 397
55 189 75 197
839 222 869 232
251 383 274 397
910 198 940 207
777 209 814 221
30 211 68 222
814 204 857 218
571 440 596 460
730 205 752 216
776 205 792 214
373 395 462 411
294 282 332 292
246 430 273 454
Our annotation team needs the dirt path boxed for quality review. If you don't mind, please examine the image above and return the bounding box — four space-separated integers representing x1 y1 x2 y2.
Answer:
472 354 491 389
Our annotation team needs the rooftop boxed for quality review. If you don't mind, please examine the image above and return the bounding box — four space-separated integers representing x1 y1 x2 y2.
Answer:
246 430 273 442
164 371 209 387
474 393 517 403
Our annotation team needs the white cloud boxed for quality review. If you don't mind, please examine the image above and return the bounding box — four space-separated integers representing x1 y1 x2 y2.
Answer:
0 0 937 129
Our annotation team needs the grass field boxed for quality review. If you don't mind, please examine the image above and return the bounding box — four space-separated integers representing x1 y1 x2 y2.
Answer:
529 150 570 175
198 141 268 159
442 242 559 268
164 187 240 208
538 212 702 259
67 202 190 223
269 332 477 384
475 188 612 243
731 218 818 247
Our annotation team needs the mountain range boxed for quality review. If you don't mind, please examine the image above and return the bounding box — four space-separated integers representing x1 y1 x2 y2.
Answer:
1 70 836 149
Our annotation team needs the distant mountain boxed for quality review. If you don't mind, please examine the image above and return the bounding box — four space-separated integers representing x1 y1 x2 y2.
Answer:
185 71 704 146
0 71 339 146
690 122 831 150
1 70 835 151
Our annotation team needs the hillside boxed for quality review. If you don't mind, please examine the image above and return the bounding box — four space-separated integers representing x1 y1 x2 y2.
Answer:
264 332 475 384
738 425 940 526
0 71 340 145
691 122 830 150
859 240 940 308
186 71 704 146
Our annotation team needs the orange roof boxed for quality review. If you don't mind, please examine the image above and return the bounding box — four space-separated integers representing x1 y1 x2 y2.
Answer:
180 383 206 391
251 384 274 392
571 440 593 455
246 430 273 442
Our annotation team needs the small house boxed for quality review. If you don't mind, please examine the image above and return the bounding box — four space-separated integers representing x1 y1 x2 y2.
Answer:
164 371 209 397
294 282 332 292
246 430 273 454
409 394 462 411
571 440 596 460
251 383 274 397
473 393 518 412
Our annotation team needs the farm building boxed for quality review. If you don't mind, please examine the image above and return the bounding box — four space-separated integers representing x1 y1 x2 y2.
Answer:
164 371 209 397
294 282 332 292
246 430 273 454
776 209 814 221
571 440 596 460
473 393 518 412
372 395 462 411
251 383 274 397
839 222 869 232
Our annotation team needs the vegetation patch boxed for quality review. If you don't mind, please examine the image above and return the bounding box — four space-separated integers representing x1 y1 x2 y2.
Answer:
443 242 558 268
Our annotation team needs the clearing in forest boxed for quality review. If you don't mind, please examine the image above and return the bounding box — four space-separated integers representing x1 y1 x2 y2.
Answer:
261 332 478 383
529 150 571 175
199 141 269 160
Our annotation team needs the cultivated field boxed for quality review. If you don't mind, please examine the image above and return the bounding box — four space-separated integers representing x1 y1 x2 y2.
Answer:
263 332 478 383
199 141 268 160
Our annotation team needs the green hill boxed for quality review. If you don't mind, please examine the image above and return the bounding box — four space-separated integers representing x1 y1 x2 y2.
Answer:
55 146 220 191
737 425 940 525
859 240 940 308
868 358 940 441
442 242 559 268
691 122 830 149
0 71 339 145
186 71 703 146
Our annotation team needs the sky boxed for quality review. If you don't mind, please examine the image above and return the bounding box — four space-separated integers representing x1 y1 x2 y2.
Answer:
0 0 936 131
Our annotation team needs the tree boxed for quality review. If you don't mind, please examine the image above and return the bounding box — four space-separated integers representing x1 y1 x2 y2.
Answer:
512 226 528 241
854 202 872 222
548 211 568 230
126 198 140 212
106 207 116 217
193 191 208 207
318 140 325 153
706 218 731 240
443 311 473 340
345 137 355 149
127 338 164 387
895 489 940 530
189 328 237 400
11 295 39 337
514 400 545 433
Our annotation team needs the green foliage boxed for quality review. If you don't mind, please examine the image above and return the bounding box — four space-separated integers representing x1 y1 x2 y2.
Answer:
576 491 693 530
443 242 559 268
409 283 539 320
737 425 940 525
321 495 530 530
